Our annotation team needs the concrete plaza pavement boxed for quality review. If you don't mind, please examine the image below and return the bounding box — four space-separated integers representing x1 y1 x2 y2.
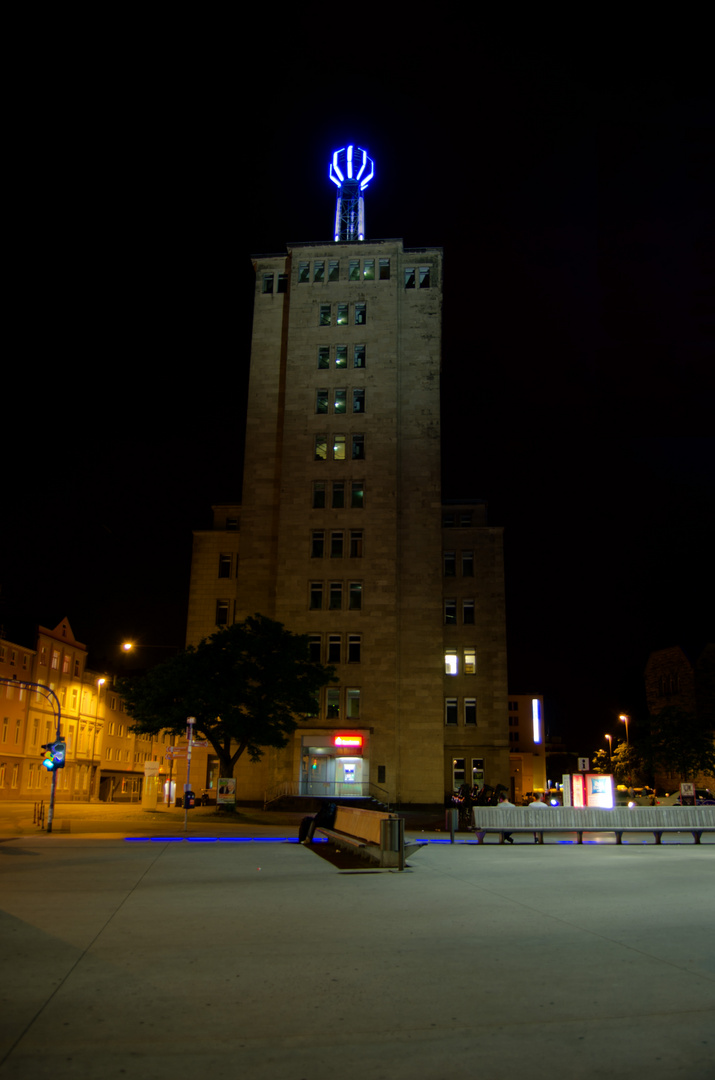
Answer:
1 809 714 1080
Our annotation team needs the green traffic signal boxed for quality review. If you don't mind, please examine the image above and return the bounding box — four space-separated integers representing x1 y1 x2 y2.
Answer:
40 741 67 771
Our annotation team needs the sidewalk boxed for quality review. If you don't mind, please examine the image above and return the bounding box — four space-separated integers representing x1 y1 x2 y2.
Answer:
1 818 714 1078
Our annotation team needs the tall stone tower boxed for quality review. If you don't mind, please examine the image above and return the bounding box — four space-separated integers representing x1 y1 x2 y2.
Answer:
187 145 508 806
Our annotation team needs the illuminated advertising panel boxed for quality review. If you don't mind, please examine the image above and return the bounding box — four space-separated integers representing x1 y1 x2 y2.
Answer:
586 774 614 808
572 774 586 807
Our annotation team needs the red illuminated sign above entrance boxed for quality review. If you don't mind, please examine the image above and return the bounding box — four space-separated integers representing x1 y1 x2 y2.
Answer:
334 735 363 748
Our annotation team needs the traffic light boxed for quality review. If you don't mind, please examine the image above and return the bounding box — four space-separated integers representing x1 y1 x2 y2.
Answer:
41 741 67 771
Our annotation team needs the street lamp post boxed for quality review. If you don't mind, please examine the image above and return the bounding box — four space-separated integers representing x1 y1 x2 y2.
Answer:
619 714 630 745
605 733 612 766
88 678 105 802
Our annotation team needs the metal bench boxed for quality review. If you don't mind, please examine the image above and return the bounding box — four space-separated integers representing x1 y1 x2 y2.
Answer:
472 806 715 844
314 805 421 869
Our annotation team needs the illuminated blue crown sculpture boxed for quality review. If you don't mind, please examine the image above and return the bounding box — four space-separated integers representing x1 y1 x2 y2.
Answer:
329 145 374 242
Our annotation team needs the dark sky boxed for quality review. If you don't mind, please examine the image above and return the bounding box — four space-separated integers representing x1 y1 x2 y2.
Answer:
3 31 713 758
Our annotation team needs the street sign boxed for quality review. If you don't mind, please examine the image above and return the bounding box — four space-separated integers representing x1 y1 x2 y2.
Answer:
578 757 589 772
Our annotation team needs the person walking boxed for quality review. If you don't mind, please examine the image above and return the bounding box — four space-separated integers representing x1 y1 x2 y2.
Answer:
528 791 550 843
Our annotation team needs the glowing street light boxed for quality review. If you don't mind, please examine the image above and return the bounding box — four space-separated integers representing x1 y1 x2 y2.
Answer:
619 714 630 745
605 733 613 762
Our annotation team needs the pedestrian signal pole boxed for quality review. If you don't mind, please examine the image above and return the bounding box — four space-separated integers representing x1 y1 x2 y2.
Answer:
0 679 62 833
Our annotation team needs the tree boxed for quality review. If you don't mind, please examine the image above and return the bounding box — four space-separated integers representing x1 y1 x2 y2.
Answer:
119 615 335 787
590 749 610 774
610 741 643 786
648 705 715 784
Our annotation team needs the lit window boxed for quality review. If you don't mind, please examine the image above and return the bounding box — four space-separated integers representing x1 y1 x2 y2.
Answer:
328 260 339 282
352 434 365 460
327 689 340 719
51 651 59 670
445 651 458 675
444 600 457 625
298 262 309 283
363 259 374 281
315 435 328 461
351 482 364 508
462 551 474 576
379 258 390 280
328 635 341 663
334 389 347 414
311 531 324 558
419 266 430 288
354 303 366 325
347 689 361 718
349 583 362 610
352 389 365 413
310 583 323 610
445 699 458 725
332 482 345 509
313 481 326 508
216 601 229 625
348 634 361 663
318 347 330 369
464 650 476 675
313 261 325 283
218 554 231 578
329 583 343 610
319 305 331 326
316 390 328 414
262 273 274 294
444 551 456 576
463 600 475 625
354 345 366 368
337 304 348 325
330 531 344 558
349 260 360 281
333 435 346 460
465 699 477 725
335 346 348 368
349 530 363 557
452 758 466 787
404 267 415 289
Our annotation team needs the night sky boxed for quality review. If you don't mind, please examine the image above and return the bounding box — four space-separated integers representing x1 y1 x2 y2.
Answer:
4 30 713 759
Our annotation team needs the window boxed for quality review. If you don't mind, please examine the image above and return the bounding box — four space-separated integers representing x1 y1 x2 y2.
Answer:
354 303 366 325
419 266 431 288
333 435 346 460
330 531 343 558
354 344 366 368
310 583 323 610
51 651 59 670
298 262 309 283
262 273 274 294
327 689 340 719
351 482 364 508
313 261 324 283
316 389 328 414
318 346 330 369
335 346 348 368
216 601 229 626
444 551 456 577
334 389 346 414
445 651 458 675
352 389 365 413
462 551 474 577
464 650 476 675
460 512 472 527
313 481 326 508
463 600 475 625
218 554 231 578
445 698 458 725
349 583 362 610
363 259 374 281
226 517 238 531
277 274 288 293
404 267 415 289
329 583 342 610
442 513 455 528
319 305 331 326
472 758 485 784
347 689 361 718
74 660 80 677
315 435 327 460
311 531 324 558
349 260 360 281
348 634 361 663
328 260 339 282
328 635 341 663
465 699 477 725
349 530 363 557
332 482 345 509
452 758 466 789
444 600 457 625
337 304 348 325
352 434 365 460
379 258 390 280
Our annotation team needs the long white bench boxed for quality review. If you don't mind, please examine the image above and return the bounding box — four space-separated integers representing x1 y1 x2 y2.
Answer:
313 805 422 869
472 806 715 844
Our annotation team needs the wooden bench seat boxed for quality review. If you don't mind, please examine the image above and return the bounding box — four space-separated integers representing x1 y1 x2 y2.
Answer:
472 806 715 844
313 805 421 868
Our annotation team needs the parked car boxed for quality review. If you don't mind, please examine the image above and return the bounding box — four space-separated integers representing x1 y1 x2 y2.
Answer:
658 788 715 806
